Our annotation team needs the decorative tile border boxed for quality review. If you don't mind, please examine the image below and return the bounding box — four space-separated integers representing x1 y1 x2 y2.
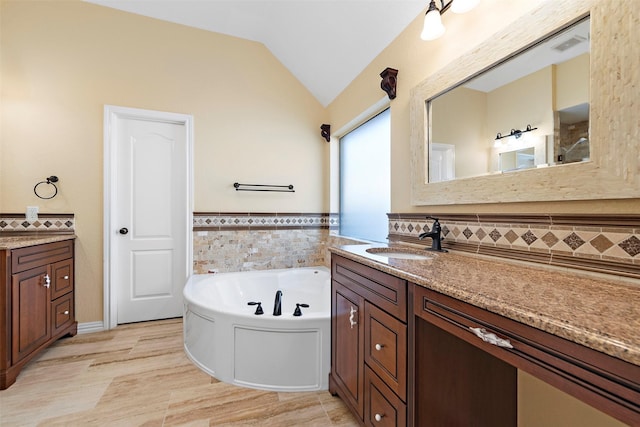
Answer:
0 214 75 233
388 214 640 279
193 212 338 231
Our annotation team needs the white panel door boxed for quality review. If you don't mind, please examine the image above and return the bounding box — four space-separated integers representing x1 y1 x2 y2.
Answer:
114 115 188 324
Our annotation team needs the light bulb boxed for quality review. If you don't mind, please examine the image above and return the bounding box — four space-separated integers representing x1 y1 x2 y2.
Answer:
421 8 445 41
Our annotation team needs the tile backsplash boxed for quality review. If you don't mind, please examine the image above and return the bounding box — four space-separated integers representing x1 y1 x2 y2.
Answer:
0 214 75 233
4 211 635 279
195 212 640 278
388 213 640 279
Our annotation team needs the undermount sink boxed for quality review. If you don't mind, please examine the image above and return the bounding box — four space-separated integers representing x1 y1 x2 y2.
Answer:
365 247 432 260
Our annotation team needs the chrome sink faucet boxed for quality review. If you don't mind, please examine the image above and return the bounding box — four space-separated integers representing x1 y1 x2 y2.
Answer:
418 216 448 252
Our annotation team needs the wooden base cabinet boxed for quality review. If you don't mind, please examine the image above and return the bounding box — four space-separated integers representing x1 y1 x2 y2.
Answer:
330 255 407 426
1 239 77 389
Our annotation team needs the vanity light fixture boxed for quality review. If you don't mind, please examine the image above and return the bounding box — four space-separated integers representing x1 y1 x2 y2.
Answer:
495 124 538 141
420 0 480 41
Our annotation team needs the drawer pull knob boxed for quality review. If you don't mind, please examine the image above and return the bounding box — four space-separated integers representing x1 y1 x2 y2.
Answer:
63 310 69 315
469 327 513 349
64 275 69 280
44 274 51 288
375 343 384 351
374 413 384 422
349 306 358 329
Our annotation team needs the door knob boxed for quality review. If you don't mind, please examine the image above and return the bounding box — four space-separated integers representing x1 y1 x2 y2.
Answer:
119 227 129 235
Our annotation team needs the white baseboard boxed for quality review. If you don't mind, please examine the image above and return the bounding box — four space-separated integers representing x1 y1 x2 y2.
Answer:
77 321 105 334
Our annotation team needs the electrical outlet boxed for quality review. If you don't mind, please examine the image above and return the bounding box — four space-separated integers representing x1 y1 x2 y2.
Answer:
26 206 39 221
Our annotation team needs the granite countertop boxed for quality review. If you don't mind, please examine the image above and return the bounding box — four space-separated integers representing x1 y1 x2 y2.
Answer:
0 234 76 250
330 243 640 367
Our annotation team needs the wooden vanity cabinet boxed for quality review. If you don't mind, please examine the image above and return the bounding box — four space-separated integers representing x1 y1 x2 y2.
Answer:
330 255 408 427
1 239 77 389
411 285 640 426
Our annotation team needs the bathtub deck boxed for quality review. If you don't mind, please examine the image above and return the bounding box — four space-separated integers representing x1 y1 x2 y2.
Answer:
0 318 358 426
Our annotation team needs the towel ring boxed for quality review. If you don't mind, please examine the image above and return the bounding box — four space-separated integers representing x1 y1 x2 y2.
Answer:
34 176 59 200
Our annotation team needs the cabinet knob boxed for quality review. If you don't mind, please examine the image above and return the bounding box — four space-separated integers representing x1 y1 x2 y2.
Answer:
63 275 69 280
375 343 384 351
63 310 69 315
44 274 51 288
375 413 384 422
349 306 358 328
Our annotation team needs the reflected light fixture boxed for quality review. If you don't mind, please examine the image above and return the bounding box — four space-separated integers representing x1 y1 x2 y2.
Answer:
421 0 480 41
495 124 538 141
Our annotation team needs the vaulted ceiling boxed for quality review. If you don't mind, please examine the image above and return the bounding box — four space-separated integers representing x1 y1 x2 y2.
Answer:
85 0 427 106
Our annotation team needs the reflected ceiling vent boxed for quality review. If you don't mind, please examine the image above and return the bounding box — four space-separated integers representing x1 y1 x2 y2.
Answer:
552 35 587 52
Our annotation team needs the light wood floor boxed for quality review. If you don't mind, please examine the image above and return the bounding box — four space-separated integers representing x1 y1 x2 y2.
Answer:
0 318 358 426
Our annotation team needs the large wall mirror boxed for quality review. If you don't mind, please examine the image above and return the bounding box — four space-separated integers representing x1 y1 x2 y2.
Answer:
430 18 589 182
410 0 639 205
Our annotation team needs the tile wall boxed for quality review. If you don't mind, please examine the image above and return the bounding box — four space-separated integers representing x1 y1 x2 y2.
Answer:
193 212 362 273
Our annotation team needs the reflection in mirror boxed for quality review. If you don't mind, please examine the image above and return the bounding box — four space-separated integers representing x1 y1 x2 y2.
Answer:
429 17 590 183
429 143 455 182
557 102 589 163
499 147 535 172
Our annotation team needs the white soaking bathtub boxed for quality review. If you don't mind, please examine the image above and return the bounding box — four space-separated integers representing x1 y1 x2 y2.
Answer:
183 266 331 392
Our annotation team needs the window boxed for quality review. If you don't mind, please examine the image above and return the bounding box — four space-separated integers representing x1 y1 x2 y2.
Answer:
339 108 390 242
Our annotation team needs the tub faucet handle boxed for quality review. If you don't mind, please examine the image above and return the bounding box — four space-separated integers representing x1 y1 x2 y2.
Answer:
247 301 264 315
293 303 310 317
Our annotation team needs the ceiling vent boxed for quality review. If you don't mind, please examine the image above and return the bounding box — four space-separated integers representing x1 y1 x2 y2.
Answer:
552 35 587 52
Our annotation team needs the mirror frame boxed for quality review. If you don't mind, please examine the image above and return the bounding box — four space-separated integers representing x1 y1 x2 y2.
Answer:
410 0 639 205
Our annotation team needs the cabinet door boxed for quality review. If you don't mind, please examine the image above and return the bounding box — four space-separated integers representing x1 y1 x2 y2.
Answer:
332 280 365 418
12 265 52 363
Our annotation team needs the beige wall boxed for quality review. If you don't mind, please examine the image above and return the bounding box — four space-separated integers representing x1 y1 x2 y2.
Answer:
0 0 327 323
431 87 487 178
327 0 640 215
488 67 554 140
518 371 625 427
556 53 590 110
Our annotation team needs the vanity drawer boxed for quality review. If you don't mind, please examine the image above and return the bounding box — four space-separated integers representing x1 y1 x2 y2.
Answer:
51 292 74 336
51 258 73 299
11 240 73 274
332 255 407 322
365 302 406 400
364 366 406 427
